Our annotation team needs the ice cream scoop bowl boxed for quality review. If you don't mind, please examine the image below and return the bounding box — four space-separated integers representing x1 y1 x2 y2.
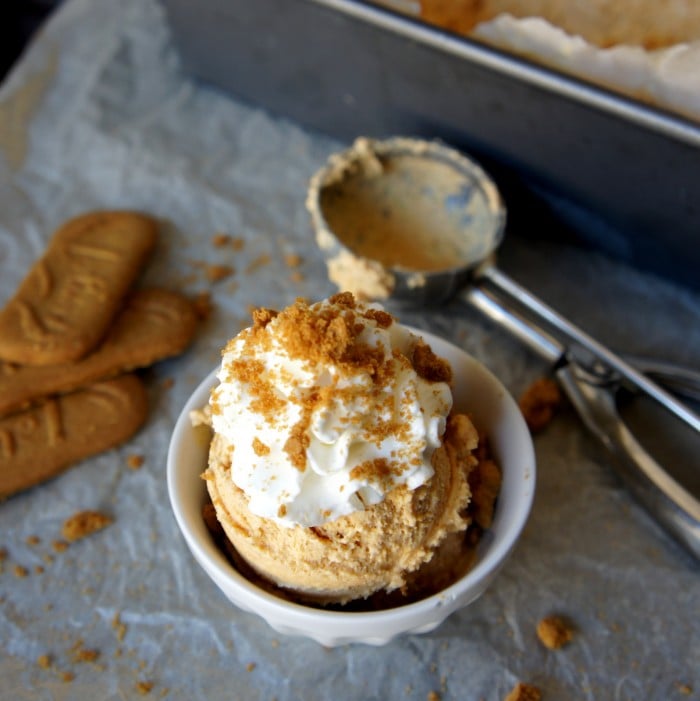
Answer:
167 330 535 646
307 136 506 306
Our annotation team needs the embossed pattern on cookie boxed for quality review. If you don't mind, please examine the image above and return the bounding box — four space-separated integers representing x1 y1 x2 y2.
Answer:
0 289 198 418
0 211 157 365
0 375 148 499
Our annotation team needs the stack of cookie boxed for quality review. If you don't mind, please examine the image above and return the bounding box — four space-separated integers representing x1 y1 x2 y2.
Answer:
0 211 199 498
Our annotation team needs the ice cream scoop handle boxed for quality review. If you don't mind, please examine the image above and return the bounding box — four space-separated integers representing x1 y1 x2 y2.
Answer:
474 264 700 434
463 286 564 365
556 363 700 560
463 281 700 559
464 285 700 401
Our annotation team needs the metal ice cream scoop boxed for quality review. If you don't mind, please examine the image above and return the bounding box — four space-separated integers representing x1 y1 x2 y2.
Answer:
307 136 700 559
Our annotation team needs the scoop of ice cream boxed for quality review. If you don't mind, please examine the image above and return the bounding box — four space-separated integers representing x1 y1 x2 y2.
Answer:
203 293 482 604
209 292 453 528
205 412 478 604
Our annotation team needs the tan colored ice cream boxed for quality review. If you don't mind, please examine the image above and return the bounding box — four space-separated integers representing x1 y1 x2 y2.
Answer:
202 293 483 604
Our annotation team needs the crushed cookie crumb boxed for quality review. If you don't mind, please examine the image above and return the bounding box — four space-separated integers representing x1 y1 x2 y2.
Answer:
283 431 309 472
537 615 575 649
519 378 561 433
37 654 52 669
246 662 256 672
52 539 68 552
136 680 154 695
328 291 355 307
284 253 302 268
34 565 44 575
676 682 693 695
504 682 541 701
72 642 100 664
289 271 304 284
127 454 145 470
251 437 270 456
60 671 75 683
350 458 404 491
252 308 278 328
205 264 234 283
212 233 230 247
245 253 271 274
363 307 393 328
26 535 40 546
467 455 502 530
0 547 6 562
13 564 28 578
427 692 441 701
112 612 127 642
231 237 245 251
62 510 112 542
192 291 214 321
412 339 452 383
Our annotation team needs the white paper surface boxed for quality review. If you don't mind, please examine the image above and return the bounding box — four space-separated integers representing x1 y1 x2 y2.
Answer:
0 1 698 699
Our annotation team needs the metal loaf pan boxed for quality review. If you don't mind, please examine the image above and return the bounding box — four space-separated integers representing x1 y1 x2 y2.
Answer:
162 0 700 290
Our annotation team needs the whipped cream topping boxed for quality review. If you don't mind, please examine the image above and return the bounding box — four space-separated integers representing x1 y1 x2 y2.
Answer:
210 293 453 527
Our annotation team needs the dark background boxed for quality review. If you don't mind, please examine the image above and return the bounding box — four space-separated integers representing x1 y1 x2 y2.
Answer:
1 1 62 81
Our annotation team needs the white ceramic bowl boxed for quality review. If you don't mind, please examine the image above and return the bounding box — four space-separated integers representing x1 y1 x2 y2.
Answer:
167 330 535 646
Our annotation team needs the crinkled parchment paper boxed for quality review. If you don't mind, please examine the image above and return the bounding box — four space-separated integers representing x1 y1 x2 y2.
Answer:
0 1 698 699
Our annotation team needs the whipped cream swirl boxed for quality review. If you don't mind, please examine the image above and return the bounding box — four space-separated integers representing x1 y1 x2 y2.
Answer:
210 294 453 527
